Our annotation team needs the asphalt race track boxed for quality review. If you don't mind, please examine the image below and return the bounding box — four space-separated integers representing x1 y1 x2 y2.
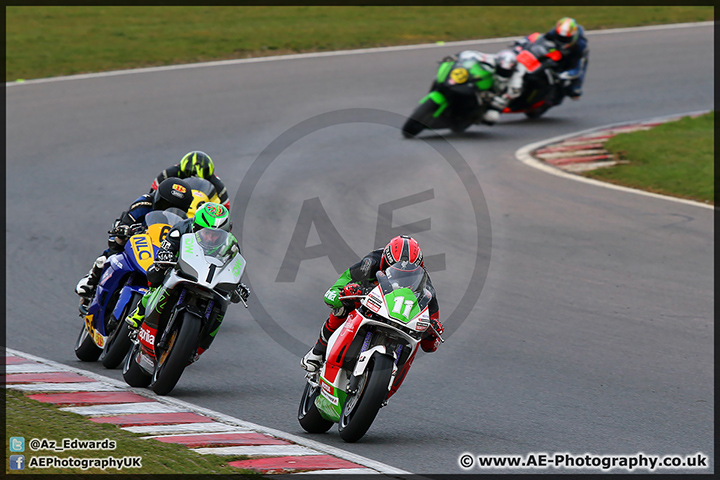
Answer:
6 23 713 474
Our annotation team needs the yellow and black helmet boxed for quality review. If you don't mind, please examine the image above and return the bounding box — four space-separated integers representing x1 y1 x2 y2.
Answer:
180 151 215 179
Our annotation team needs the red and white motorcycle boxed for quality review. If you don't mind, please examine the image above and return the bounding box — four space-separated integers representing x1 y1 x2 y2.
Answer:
298 262 443 442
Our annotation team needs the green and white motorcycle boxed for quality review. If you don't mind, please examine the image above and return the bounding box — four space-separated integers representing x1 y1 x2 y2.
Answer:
402 50 496 137
298 262 443 442
122 227 247 395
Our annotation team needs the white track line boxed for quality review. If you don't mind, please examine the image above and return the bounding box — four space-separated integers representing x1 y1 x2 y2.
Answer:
6 348 411 476
123 422 249 434
140 430 255 440
6 364 65 373
514 110 715 211
192 445 321 456
5 21 713 87
60 402 187 416
294 468 378 475
8 382 123 392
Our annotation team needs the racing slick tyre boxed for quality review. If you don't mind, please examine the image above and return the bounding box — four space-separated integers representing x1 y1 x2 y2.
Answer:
402 100 438 138
150 311 201 396
122 342 152 387
74 324 102 361
298 382 334 433
338 354 393 442
100 292 142 369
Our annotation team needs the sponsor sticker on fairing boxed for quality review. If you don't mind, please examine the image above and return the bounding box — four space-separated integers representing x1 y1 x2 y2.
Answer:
367 294 382 312
320 381 338 405
138 326 156 346
172 184 187 194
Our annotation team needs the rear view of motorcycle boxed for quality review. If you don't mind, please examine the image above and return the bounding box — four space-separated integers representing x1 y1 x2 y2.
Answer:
122 227 247 395
402 51 496 137
298 263 443 442
504 36 579 118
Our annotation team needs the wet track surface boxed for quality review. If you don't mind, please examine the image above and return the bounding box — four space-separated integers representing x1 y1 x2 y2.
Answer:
6 24 713 473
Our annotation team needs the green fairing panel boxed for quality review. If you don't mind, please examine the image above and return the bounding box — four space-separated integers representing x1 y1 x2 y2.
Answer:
436 61 454 83
419 91 448 118
474 69 494 91
315 388 346 422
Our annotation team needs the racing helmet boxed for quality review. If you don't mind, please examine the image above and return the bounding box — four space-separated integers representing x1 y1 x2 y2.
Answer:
494 49 518 79
193 202 231 232
381 235 423 270
554 17 579 50
180 150 215 179
153 178 192 212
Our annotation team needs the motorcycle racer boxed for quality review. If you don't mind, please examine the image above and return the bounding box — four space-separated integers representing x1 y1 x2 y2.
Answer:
301 235 444 396
124 202 250 330
150 150 231 210
513 17 589 101
75 178 194 312
454 49 523 125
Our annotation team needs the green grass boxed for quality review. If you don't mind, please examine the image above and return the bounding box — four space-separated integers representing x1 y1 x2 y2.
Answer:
587 113 714 204
5 389 258 476
6 6 714 81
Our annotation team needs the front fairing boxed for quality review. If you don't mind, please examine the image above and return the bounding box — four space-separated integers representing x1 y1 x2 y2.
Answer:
442 55 494 94
87 251 135 336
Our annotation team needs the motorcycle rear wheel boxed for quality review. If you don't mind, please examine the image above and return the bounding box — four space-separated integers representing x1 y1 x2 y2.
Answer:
525 104 551 119
100 292 141 369
298 381 334 433
338 354 393 442
74 324 102 361
150 311 201 395
122 342 152 387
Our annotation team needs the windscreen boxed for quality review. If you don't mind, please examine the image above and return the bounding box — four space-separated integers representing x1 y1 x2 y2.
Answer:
378 263 428 298
195 228 232 259
145 210 185 228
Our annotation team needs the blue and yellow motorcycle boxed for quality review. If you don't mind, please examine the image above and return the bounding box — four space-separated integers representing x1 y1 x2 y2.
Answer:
74 209 185 368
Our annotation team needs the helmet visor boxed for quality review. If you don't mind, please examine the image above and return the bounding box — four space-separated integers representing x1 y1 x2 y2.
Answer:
195 228 230 257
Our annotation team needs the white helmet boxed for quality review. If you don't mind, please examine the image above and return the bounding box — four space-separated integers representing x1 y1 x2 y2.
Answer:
494 49 518 79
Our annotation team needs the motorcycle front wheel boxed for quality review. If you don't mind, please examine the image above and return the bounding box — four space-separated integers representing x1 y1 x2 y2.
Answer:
298 381 334 433
122 342 152 387
100 292 142 369
338 354 393 442
402 100 440 138
74 323 102 361
150 311 201 395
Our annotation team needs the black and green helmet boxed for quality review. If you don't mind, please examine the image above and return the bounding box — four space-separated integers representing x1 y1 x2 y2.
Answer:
180 151 214 179
193 202 231 232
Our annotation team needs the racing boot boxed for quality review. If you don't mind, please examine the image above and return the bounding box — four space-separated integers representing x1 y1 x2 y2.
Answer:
76 255 106 314
125 304 145 330
300 341 326 373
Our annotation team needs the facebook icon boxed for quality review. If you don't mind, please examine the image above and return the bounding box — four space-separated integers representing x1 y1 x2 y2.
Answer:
10 455 25 470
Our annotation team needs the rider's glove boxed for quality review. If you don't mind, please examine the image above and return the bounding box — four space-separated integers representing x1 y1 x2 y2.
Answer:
110 223 143 238
155 250 175 263
420 316 444 353
340 283 363 311
429 317 444 336
231 283 250 303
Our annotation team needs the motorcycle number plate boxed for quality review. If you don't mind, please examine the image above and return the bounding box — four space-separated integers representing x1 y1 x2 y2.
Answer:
450 67 469 84
146 223 172 247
